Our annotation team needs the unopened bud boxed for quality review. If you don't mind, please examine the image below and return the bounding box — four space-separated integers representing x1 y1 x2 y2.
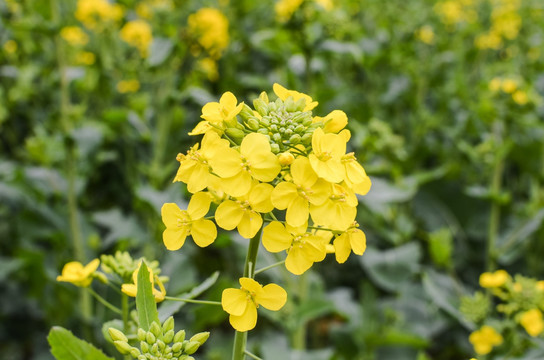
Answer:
284 97 296 112
172 342 183 353
157 340 166 351
130 348 141 358
140 341 149 353
225 128 245 143
294 98 307 111
150 322 161 338
184 341 201 355
253 99 269 116
259 91 269 103
113 340 132 354
137 328 147 341
108 328 127 342
162 317 175 333
146 331 156 344
288 134 301 144
163 329 174 343
270 143 280 153
189 332 210 345
151 343 159 355
278 152 294 166
259 116 270 127
173 330 186 343
239 103 255 120
95 272 108 284
257 128 269 135
301 132 312 144
246 118 260 130
138 355 146 360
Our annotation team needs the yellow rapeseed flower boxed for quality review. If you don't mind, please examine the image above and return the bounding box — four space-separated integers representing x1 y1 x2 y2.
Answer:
121 262 166 302
210 133 281 197
75 51 96 65
342 153 371 195
189 92 243 136
520 309 544 337
271 157 330 227
221 277 287 332
308 127 346 183
76 0 124 29
161 192 217 250
273 83 318 111
512 90 528 105
262 221 329 275
501 79 517 93
57 259 100 287
489 77 502 92
416 25 435 44
475 32 503 50
3 40 17 54
469 325 503 355
60 26 89 46
215 182 274 238
479 270 510 288
198 57 219 81
275 0 304 22
333 223 366 263
313 110 348 133
120 20 153 57
116 79 140 93
187 8 229 59
174 131 231 193
311 183 357 231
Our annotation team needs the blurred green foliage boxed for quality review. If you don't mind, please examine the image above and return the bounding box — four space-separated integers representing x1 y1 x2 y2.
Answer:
1 0 544 359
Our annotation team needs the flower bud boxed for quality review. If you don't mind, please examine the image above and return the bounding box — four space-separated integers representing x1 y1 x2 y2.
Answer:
268 102 277 112
163 329 174 343
284 97 296 112
162 316 175 333
173 330 186 343
95 272 108 284
172 342 183 353
130 348 141 358
150 321 162 338
253 99 269 116
245 117 260 130
278 152 294 166
108 328 128 343
257 128 269 135
137 328 147 341
146 331 156 344
259 116 270 127
157 339 166 351
270 143 280 153
151 343 159 355
272 133 282 142
225 128 245 143
302 115 313 127
294 124 305 133
138 355 146 360
294 98 307 111
184 341 201 355
288 134 301 145
239 103 255 120
140 341 149 353
113 340 132 354
301 132 312 145
189 332 210 345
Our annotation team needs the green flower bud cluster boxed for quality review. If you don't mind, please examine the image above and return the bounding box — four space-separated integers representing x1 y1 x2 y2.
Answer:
108 317 209 360
101 251 165 283
459 291 491 323
237 92 321 154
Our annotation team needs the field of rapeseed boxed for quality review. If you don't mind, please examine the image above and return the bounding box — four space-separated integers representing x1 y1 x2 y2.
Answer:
1 0 544 359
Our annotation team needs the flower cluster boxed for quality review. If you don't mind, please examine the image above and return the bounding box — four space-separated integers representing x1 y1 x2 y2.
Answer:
75 0 124 30
120 20 153 58
109 317 209 360
462 270 544 355
475 0 521 50
488 77 530 105
161 84 371 330
275 0 334 22
187 8 229 60
434 0 477 27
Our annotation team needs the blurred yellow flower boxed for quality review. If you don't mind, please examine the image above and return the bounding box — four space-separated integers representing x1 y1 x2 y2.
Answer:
188 8 229 59
537 281 544 291
479 270 510 288
75 51 96 65
520 309 544 337
3 40 17 54
60 26 89 46
198 57 219 82
489 77 502 92
121 262 166 302
416 25 435 44
221 277 287 332
501 78 517 93
512 90 528 105
116 79 140 93
57 259 100 287
469 325 503 355
475 32 503 50
120 20 153 57
76 0 124 29
275 0 304 22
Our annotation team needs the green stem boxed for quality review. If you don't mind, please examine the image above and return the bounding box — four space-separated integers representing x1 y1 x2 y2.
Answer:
487 122 505 272
254 260 285 275
87 288 122 314
244 350 263 360
164 297 221 306
232 227 263 360
292 272 308 350
121 293 129 333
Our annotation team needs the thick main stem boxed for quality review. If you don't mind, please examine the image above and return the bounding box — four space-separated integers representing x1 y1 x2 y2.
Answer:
232 227 263 360
487 121 505 272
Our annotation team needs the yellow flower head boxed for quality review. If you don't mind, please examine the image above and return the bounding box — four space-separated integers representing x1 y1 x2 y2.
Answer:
210 133 281 197
489 77 502 92
308 127 347 183
188 8 229 59
190 92 243 136
512 90 528 105
341 152 371 195
333 223 366 263
310 183 357 231
501 78 517 93
215 182 274 238
221 277 287 332
161 192 217 250
273 83 318 112
75 51 96 65
262 221 330 275
271 156 330 227
57 259 100 287
275 0 304 22
60 26 89 46
76 0 124 29
416 25 435 44
313 110 348 133
3 40 18 54
520 309 544 337
121 262 166 302
120 20 153 57
469 325 503 355
116 79 140 94
479 270 510 288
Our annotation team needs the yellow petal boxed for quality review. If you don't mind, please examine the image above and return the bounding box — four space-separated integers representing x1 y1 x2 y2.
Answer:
306 178 331 205
237 211 263 238
188 120 212 136
273 83 289 100
290 157 317 187
248 183 274 213
187 163 211 193
209 147 242 178
221 288 248 316
121 284 137 297
333 233 351 264
262 222 292 253
229 301 257 332
220 172 252 198
201 102 221 122
215 200 244 230
285 246 314 275
256 284 287 310
351 176 371 196
322 110 348 133
350 229 366 255
219 91 238 110
285 196 309 227
241 133 271 156
239 277 262 293
190 219 217 247
309 155 344 183
163 228 188 250
187 192 212 220
271 182 298 210
83 259 100 275
161 203 184 228
249 152 281 182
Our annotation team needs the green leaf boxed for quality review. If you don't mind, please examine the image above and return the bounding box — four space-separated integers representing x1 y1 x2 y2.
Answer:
136 262 159 331
147 38 174 67
47 326 114 360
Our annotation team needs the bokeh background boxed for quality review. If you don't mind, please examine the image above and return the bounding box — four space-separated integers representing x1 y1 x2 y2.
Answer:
1 0 544 359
